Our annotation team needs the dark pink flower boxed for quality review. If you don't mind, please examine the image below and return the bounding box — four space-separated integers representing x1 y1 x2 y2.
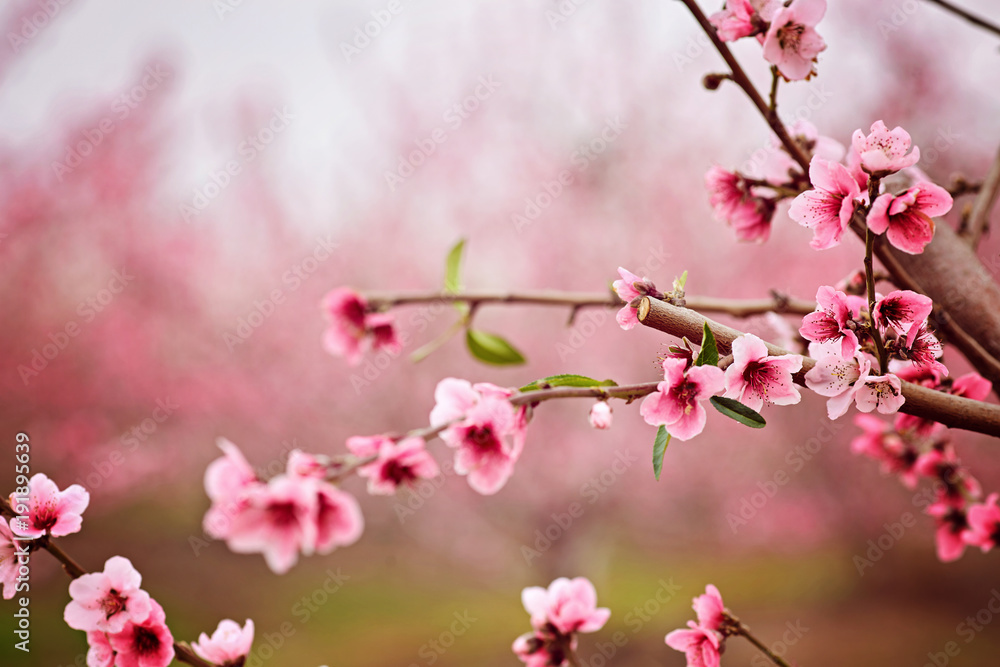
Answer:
926 500 969 562
704 167 776 243
964 494 1000 553
799 286 860 358
692 585 726 631
321 288 402 365
0 518 26 600
868 182 952 254
8 472 89 539
761 0 827 81
915 447 980 509
951 372 992 401
224 475 318 574
788 158 860 250
85 631 116 667
896 324 947 377
312 482 364 555
640 358 724 441
64 556 152 634
357 436 440 495
851 121 920 175
665 623 723 667
724 334 802 411
107 599 175 667
612 267 662 330
709 0 779 41
191 618 254 666
521 577 610 635
513 631 569 667
588 402 613 430
430 378 527 495
873 290 932 342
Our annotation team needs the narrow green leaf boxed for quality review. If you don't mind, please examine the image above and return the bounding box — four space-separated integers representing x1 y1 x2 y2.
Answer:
710 396 766 428
519 374 618 392
465 329 526 366
652 425 671 481
694 322 719 367
444 239 465 294
674 270 688 291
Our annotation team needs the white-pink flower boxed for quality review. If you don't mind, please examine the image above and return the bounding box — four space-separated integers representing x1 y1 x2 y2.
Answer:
521 577 611 636
588 402 613 430
798 285 860 358
356 436 440 495
192 619 254 666
107 599 175 667
204 438 259 504
640 358 725 441
612 267 662 330
854 371 906 415
788 157 861 250
64 556 152 634
85 630 115 667
868 182 952 254
761 0 827 80
724 334 802 411
430 378 527 495
709 0 780 41
851 121 920 175
805 345 866 419
0 518 26 600
313 482 364 555
8 473 89 539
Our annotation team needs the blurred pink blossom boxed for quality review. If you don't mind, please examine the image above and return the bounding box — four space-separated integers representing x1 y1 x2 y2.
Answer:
521 577 611 635
191 618 254 666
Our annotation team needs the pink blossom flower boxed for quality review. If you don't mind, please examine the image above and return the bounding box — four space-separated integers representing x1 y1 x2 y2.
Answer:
357 436 440 495
854 371 905 415
0 518 26 600
588 402 613 430
640 358 725 441
851 121 920 175
896 324 947 377
761 0 827 81
915 447 980 508
313 482 364 555
724 334 802 411
873 290 932 341
709 0 779 41
788 158 861 250
612 267 662 330
665 623 723 667
8 473 89 539
321 288 401 365
345 434 393 459
704 167 776 243
430 378 527 495
521 577 611 635
64 556 152 634
799 286 860 358
191 619 254 666
85 631 115 667
692 585 726 631
513 631 566 667
951 372 992 401
286 449 328 479
868 182 952 254
964 494 1000 553
926 500 969 562
204 438 259 504
107 599 175 667
223 475 318 574
805 349 865 419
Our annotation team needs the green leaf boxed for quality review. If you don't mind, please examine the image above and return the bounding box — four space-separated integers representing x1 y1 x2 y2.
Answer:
694 322 719 367
673 270 688 292
465 329 526 366
519 374 618 392
652 425 671 481
444 239 465 294
710 396 766 429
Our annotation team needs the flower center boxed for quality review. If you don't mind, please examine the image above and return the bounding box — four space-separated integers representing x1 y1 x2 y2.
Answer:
267 501 300 527
102 589 128 620
133 625 162 655
383 460 417 485
778 22 805 51
466 425 500 452
742 360 778 398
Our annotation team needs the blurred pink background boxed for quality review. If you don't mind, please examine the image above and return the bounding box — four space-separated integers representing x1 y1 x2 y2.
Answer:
2 0 1000 665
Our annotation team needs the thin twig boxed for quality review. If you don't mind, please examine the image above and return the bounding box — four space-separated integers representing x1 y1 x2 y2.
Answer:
922 0 1000 38
966 145 1000 247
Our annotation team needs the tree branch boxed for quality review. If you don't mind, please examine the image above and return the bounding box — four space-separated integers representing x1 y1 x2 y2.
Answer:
964 144 1000 248
921 0 1000 38
637 296 1000 438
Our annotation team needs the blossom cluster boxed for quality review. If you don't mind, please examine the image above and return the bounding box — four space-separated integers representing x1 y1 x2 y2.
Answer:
665 585 732 667
512 577 610 667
